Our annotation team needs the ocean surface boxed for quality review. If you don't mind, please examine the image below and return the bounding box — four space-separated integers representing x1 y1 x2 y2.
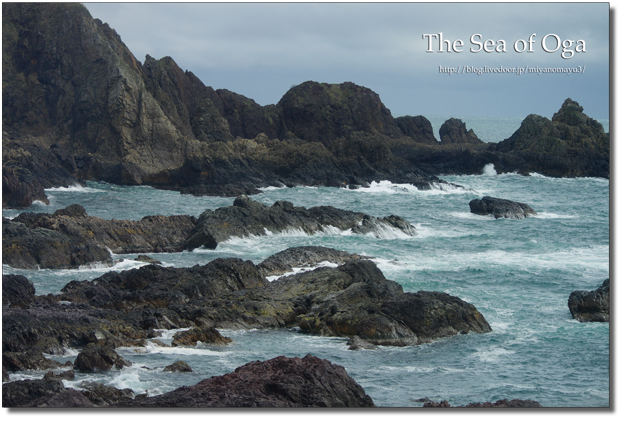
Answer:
2 154 609 407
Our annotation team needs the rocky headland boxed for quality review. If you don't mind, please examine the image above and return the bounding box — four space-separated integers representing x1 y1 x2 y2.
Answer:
568 279 610 322
2 3 609 209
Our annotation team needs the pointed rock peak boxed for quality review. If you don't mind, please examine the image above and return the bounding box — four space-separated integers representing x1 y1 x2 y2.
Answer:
552 98 588 126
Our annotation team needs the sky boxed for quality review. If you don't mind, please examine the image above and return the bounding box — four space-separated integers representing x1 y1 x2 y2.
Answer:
83 2 610 120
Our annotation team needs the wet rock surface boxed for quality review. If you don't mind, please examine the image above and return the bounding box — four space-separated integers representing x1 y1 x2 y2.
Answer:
568 279 610 322
423 399 543 408
186 195 416 251
469 196 537 219
74 344 132 372
258 245 371 277
127 354 376 407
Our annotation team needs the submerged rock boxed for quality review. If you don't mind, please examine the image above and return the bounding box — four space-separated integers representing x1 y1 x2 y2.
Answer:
424 399 543 408
127 354 376 407
469 196 537 219
568 279 609 322
171 326 232 347
163 361 193 373
185 195 416 250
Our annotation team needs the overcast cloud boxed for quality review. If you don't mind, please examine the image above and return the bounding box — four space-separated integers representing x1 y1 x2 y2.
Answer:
84 2 610 119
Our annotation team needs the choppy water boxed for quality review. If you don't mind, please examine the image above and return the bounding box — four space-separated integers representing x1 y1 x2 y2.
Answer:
3 170 609 407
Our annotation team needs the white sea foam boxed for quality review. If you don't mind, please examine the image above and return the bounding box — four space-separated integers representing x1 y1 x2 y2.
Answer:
533 212 578 219
266 261 340 282
351 180 470 196
482 163 497 176
473 346 516 363
45 184 101 193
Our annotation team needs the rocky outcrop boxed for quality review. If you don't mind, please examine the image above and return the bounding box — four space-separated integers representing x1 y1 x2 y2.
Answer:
3 349 63 372
163 361 193 373
128 354 376 407
278 81 404 146
395 115 439 145
3 204 196 269
2 378 70 408
258 246 370 277
494 98 609 178
2 274 36 307
423 399 542 408
469 196 537 219
568 279 610 322
439 118 484 145
74 344 132 372
58 257 268 312
186 195 416 250
171 327 232 347
2 302 149 354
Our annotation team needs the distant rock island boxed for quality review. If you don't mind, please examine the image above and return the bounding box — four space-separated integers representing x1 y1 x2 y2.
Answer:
2 2 610 210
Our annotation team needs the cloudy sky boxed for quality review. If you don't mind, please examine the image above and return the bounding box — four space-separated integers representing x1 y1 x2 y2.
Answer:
84 2 610 119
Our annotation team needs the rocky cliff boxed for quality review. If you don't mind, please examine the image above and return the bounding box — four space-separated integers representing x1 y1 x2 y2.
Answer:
2 3 609 209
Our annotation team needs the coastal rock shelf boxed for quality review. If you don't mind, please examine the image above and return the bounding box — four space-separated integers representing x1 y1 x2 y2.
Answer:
2 199 415 269
469 196 537 219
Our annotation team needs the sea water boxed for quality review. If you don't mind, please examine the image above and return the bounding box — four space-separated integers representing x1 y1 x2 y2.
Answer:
2 169 609 407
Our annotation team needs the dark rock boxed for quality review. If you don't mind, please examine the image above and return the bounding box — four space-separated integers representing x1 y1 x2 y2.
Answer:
43 369 75 381
424 399 543 408
2 274 35 307
3 205 197 269
79 381 135 406
3 365 9 382
163 361 194 373
258 246 370 277
126 354 376 407
494 98 609 178
395 115 439 144
180 182 262 198
568 279 610 322
380 291 492 343
27 388 96 408
3 349 62 371
58 257 267 312
469 196 537 219
74 344 132 372
2 378 67 407
278 81 403 146
185 196 416 250
439 118 484 145
171 326 232 347
2 301 148 353
347 336 378 350
134 255 162 265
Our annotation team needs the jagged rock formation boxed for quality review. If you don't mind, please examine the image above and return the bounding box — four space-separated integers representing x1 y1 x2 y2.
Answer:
74 344 132 372
127 355 376 408
3 204 196 269
469 196 537 219
494 98 609 177
439 118 484 145
185 195 416 251
568 279 610 322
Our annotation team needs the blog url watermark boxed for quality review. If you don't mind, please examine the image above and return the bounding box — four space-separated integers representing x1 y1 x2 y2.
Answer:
438 65 586 75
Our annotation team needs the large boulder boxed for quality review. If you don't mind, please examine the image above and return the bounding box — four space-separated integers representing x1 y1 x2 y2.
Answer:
439 118 484 145
126 354 376 407
171 326 232 347
185 196 416 250
74 344 132 372
568 279 610 322
2 274 36 307
469 196 537 219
